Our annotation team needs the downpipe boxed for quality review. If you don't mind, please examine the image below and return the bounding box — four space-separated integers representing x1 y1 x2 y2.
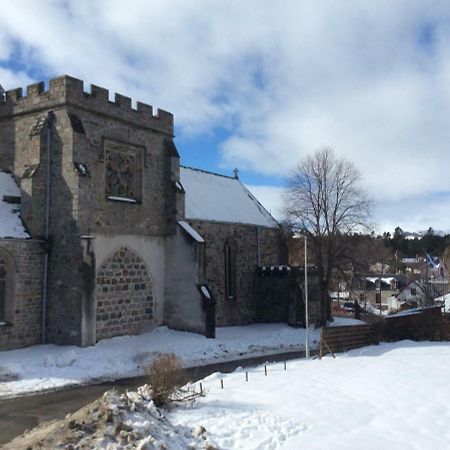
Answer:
42 111 55 344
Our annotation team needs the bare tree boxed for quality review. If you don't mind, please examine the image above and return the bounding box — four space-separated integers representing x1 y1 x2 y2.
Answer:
283 147 372 324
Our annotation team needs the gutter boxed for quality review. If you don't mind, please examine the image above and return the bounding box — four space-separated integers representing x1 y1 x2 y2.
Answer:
42 111 55 344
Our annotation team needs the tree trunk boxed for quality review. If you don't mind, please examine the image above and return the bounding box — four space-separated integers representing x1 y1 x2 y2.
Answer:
319 280 329 326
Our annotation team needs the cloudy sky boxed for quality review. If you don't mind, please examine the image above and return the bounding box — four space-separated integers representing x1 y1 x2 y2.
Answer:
1 0 450 233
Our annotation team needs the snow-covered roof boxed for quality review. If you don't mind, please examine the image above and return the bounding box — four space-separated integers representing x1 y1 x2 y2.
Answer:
180 166 279 228
0 171 29 238
366 276 395 285
177 220 205 243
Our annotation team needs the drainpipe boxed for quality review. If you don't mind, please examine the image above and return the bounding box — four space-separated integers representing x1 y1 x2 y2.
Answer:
42 111 55 344
256 226 261 266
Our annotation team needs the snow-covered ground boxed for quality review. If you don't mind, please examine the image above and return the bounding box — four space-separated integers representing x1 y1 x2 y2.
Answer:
0 323 328 398
170 341 450 450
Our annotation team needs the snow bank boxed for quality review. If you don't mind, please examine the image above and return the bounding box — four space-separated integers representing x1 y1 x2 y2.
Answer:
0 323 321 398
5 385 215 450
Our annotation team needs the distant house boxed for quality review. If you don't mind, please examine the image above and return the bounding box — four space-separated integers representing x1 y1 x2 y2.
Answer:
395 281 425 304
402 255 448 281
351 274 408 310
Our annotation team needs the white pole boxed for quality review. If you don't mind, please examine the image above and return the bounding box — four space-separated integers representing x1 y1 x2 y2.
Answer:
305 235 310 359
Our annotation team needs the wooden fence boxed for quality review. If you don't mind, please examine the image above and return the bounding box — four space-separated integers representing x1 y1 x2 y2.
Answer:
443 319 450 341
384 306 444 341
320 324 379 357
320 307 450 358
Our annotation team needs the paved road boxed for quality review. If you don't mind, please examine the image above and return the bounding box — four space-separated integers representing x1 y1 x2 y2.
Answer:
0 350 310 445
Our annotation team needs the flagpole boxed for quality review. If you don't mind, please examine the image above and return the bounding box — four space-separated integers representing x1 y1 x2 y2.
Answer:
305 234 309 359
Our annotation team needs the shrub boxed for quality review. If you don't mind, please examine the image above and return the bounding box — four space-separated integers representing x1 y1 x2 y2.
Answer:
146 354 205 407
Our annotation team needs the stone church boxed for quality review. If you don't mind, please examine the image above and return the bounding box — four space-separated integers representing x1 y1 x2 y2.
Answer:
0 75 299 351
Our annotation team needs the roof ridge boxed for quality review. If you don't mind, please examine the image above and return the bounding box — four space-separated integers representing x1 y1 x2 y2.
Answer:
180 165 236 180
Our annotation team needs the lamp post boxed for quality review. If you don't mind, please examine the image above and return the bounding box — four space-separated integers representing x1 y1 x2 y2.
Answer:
304 234 310 359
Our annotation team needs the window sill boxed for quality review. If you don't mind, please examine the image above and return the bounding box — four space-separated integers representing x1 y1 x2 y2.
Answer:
107 196 139 204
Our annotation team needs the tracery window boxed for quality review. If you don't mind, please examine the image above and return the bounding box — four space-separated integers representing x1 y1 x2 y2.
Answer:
224 238 237 300
104 139 143 203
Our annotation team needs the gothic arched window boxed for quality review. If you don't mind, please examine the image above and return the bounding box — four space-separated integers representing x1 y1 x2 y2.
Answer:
224 238 237 300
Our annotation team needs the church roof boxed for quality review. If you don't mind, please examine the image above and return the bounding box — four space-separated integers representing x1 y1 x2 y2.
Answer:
180 166 279 228
0 171 29 238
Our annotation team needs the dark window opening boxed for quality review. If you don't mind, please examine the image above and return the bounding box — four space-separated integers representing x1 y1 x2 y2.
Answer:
224 239 237 300
68 113 86 134
74 161 91 177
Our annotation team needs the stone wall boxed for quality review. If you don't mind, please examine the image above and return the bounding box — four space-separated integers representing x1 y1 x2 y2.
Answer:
0 239 44 350
96 246 154 341
164 227 206 334
186 220 285 326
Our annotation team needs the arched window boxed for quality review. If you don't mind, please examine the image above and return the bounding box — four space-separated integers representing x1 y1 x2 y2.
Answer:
224 238 237 300
0 248 15 325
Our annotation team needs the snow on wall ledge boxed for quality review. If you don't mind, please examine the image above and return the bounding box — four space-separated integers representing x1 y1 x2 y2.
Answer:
0 171 29 239
180 166 279 228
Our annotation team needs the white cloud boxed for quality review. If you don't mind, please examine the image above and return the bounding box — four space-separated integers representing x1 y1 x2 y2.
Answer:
1 1 450 230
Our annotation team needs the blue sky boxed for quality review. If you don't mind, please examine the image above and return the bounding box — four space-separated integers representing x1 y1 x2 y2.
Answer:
2 1 450 232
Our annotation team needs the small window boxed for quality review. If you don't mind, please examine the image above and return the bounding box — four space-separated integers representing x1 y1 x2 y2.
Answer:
74 162 90 177
68 113 86 134
22 164 39 179
104 139 143 203
224 238 237 300
410 288 417 296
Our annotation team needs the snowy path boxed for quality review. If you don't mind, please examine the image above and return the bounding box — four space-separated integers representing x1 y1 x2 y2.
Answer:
0 323 332 398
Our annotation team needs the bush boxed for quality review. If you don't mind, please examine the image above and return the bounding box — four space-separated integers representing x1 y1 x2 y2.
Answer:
146 354 205 407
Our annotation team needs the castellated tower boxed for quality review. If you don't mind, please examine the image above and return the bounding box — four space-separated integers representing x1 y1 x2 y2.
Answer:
0 76 181 346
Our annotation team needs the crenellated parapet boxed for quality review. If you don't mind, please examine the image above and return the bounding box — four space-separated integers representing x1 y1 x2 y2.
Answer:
0 75 173 135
